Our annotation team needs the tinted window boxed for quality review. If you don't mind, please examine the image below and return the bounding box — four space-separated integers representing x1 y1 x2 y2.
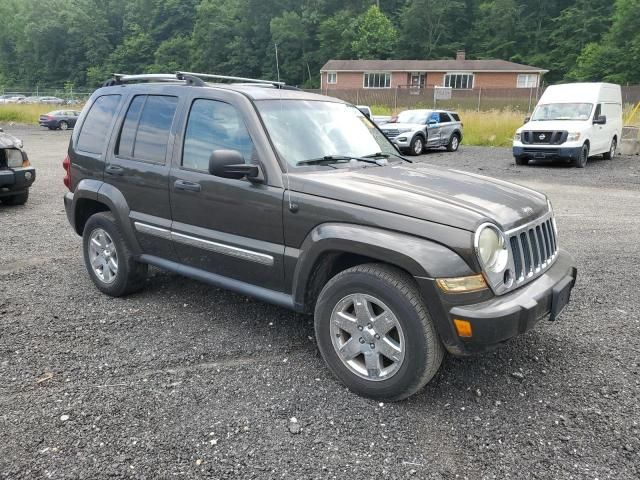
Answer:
116 95 178 164
451 113 461 121
117 96 145 158
77 95 121 154
182 99 254 171
594 104 602 118
438 112 452 123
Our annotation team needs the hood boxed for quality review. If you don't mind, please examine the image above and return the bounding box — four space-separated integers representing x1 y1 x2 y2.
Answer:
288 162 548 232
520 119 590 132
381 122 423 131
0 131 23 149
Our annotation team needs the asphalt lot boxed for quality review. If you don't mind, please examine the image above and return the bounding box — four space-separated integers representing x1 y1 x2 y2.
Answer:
1 125 639 479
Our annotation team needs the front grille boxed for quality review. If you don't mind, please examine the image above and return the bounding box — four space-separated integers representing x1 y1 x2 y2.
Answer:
383 129 399 138
523 148 559 155
508 214 558 284
522 131 568 145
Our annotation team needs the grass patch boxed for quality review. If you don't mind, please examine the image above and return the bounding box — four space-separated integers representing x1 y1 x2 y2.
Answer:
459 109 524 147
0 104 55 124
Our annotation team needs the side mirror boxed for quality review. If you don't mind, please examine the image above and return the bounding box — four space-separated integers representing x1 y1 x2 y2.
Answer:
524 116 531 123
593 115 607 125
208 150 262 182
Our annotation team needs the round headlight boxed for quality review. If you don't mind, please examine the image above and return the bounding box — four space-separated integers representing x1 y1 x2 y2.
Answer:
476 225 508 273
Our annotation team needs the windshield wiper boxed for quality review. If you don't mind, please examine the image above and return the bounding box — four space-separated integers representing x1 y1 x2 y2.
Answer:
362 152 412 163
296 155 387 167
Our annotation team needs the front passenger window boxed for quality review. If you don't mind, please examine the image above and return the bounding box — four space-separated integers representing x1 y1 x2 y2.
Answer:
182 99 254 171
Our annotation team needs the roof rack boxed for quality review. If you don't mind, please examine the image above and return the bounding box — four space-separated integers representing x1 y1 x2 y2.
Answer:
103 71 285 88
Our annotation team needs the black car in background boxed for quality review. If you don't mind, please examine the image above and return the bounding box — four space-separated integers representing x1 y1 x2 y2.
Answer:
0 127 35 205
39 110 81 130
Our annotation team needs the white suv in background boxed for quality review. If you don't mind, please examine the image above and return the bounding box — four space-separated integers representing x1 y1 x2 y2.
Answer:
380 109 463 155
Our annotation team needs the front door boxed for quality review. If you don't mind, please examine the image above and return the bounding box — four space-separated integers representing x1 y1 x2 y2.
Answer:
426 111 441 146
169 95 285 292
104 93 180 260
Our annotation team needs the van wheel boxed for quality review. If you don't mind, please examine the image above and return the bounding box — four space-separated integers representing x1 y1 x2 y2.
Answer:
409 135 424 156
603 138 616 160
515 156 529 166
82 212 147 297
573 143 589 168
446 134 460 152
314 264 444 401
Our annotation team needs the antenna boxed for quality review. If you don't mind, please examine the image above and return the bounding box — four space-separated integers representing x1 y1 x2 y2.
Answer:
274 43 281 83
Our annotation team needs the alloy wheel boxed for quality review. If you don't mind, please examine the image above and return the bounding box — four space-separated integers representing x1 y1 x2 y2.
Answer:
330 293 405 381
88 228 118 284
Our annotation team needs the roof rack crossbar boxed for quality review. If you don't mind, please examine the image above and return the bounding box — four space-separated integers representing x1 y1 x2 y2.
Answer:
177 71 285 86
113 73 181 83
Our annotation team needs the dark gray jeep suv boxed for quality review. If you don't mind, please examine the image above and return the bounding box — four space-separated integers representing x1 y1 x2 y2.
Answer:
63 72 577 401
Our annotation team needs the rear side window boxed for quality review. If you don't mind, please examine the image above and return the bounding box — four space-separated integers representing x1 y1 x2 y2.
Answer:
116 95 178 164
438 112 452 123
451 113 461 121
77 95 121 154
182 99 254 171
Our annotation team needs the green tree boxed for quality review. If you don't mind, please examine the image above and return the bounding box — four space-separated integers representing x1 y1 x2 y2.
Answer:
351 5 398 59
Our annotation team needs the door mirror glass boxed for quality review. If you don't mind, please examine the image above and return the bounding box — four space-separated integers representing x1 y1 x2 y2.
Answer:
593 115 607 125
209 149 261 181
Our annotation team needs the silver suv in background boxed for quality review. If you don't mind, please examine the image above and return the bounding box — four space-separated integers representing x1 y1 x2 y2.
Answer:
380 109 463 155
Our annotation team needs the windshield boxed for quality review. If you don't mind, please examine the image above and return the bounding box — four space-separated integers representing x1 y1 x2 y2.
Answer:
396 110 429 124
255 100 398 167
531 103 593 121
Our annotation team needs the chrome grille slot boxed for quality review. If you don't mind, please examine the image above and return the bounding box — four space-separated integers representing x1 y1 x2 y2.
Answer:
507 212 558 286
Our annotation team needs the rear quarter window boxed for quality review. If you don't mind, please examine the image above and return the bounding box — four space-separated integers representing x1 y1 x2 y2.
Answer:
77 95 121 154
451 113 461 121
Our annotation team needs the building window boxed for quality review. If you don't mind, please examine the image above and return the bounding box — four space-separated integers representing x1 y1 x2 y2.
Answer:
444 73 474 89
327 72 337 84
517 74 538 88
363 72 391 88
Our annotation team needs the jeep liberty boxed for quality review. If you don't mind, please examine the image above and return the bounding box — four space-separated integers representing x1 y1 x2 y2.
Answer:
63 72 577 401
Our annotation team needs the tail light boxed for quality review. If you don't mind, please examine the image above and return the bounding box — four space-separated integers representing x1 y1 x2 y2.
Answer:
62 154 71 190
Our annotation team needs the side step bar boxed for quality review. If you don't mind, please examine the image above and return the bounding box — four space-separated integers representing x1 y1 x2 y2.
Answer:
139 254 300 311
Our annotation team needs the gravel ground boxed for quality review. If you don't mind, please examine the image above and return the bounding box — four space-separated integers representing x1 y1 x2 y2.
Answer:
1 125 639 479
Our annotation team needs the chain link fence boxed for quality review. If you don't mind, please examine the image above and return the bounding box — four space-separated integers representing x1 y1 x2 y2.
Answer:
307 85 640 114
0 86 94 104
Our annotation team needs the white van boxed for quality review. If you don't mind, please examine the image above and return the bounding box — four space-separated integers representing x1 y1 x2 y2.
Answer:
513 83 622 168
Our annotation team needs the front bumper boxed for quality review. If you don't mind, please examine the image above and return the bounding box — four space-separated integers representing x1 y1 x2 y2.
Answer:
418 249 577 355
0 166 36 196
513 145 582 160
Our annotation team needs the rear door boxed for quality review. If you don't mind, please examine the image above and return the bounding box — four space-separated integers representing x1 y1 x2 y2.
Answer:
104 93 181 260
437 112 454 144
169 92 285 291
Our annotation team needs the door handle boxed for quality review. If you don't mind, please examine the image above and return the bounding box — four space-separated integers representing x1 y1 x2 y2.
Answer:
174 180 201 192
105 165 124 176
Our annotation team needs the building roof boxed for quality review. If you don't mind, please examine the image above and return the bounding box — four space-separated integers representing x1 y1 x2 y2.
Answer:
321 59 548 74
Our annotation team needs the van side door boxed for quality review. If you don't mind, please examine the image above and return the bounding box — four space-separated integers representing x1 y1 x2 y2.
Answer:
104 93 182 260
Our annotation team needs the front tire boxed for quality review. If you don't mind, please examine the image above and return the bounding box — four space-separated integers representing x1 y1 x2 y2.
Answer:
2 190 29 205
603 138 616 160
408 135 424 156
58 121 69 131
573 143 589 168
82 212 147 297
314 264 444 401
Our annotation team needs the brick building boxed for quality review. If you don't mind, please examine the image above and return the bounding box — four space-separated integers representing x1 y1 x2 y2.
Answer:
320 51 547 91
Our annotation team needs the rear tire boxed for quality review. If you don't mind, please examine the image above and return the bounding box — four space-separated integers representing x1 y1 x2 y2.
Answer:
58 121 68 131
82 212 147 297
408 135 425 156
602 138 616 160
446 134 460 152
314 263 444 401
573 143 589 168
2 190 29 205
515 156 529 166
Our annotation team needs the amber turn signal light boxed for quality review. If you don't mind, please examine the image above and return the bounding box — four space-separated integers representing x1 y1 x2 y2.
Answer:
453 319 473 338
436 274 487 293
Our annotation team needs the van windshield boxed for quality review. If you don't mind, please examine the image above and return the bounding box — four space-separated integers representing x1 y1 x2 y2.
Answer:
531 103 593 121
